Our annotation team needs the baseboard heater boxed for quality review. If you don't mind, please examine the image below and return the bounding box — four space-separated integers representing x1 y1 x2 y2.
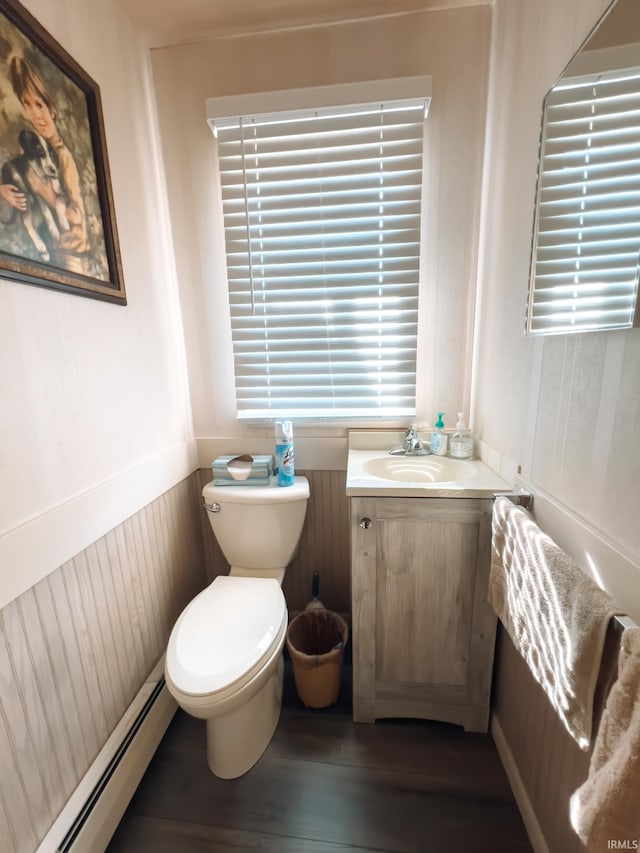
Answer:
37 658 177 853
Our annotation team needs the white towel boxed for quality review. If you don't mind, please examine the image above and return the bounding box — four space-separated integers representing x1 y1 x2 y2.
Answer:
489 496 621 748
570 626 640 850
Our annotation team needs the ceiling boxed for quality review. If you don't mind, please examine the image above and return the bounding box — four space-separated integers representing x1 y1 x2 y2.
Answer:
115 0 487 49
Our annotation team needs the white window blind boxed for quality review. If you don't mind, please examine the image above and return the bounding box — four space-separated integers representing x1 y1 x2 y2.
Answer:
211 97 428 419
528 66 640 335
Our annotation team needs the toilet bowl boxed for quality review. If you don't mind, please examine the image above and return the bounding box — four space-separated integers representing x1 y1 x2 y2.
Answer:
165 475 309 778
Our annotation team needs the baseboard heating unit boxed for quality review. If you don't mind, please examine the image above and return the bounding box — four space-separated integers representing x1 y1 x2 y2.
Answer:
37 658 177 853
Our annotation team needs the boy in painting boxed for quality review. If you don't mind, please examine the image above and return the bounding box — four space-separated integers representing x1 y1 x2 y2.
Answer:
2 55 88 274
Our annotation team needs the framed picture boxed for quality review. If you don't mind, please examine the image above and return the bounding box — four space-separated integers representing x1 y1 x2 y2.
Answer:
0 0 125 304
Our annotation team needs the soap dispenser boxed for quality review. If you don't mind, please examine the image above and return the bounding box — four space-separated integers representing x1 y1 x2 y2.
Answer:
429 412 448 456
450 412 473 459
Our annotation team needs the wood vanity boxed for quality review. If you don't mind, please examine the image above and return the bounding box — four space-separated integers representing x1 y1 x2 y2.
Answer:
347 432 507 733
350 496 496 731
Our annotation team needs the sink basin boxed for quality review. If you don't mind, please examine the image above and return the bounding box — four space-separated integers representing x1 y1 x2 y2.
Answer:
345 430 511 497
362 455 477 483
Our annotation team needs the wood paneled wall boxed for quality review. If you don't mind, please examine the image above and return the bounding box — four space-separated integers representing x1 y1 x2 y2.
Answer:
0 474 206 853
492 627 591 853
197 469 351 614
3 462 605 853
0 466 358 849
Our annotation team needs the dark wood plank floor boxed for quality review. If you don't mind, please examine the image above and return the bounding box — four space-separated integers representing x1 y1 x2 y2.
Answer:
109 663 532 852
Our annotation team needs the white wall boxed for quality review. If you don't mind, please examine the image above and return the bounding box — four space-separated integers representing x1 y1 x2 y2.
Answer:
8 0 632 622
0 0 196 608
475 0 640 612
150 5 492 457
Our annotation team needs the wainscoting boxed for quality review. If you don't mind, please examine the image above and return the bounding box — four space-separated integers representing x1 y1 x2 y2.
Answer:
5 462 617 853
197 468 351 614
0 474 206 853
492 628 591 853
0 467 350 852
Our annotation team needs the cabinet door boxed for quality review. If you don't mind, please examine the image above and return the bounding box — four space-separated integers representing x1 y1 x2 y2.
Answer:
351 497 495 731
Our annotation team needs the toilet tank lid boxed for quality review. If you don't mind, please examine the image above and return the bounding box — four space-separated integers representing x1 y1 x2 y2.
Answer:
203 475 309 504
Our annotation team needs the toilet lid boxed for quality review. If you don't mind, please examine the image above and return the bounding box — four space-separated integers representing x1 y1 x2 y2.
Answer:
166 576 286 697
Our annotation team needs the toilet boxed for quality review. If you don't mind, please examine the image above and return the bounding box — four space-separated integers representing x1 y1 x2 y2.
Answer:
165 475 310 779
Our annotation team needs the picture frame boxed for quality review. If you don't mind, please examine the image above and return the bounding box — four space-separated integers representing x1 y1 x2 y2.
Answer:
0 0 125 304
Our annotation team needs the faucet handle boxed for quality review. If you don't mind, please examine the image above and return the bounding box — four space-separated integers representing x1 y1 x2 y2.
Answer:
403 425 424 453
391 425 428 456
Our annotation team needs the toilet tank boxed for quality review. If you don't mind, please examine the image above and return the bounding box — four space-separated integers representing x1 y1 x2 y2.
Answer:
202 477 310 571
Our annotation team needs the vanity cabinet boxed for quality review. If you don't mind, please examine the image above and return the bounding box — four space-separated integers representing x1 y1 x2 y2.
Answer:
350 496 497 732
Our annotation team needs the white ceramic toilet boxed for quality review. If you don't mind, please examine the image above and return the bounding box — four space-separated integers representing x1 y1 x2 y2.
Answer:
165 475 309 779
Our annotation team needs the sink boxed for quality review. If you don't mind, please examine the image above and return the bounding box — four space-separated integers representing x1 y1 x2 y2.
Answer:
362 455 477 483
346 430 511 497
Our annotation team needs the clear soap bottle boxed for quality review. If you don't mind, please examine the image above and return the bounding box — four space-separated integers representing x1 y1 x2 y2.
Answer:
450 412 473 459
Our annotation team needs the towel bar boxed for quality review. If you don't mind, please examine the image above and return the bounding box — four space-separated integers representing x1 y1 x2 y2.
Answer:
613 614 637 632
493 491 534 511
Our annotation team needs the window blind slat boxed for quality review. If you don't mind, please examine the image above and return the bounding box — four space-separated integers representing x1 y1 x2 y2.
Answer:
216 103 426 135
221 183 423 208
219 138 425 164
226 244 420 266
213 95 427 414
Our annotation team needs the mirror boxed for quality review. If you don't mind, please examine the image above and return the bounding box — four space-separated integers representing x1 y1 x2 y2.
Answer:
527 0 640 335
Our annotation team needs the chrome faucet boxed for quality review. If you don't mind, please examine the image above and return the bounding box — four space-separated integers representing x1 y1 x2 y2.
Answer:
403 426 426 454
390 426 430 456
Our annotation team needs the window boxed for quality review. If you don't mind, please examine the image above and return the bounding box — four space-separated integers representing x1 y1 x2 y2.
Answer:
208 82 430 419
528 66 640 335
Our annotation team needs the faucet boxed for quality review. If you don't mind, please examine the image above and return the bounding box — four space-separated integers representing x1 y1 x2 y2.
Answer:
389 426 430 456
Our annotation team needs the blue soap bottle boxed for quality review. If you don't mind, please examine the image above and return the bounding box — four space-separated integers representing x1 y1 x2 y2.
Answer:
275 420 295 486
430 412 448 456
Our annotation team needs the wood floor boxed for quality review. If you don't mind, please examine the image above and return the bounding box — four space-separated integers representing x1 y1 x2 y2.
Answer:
109 664 532 852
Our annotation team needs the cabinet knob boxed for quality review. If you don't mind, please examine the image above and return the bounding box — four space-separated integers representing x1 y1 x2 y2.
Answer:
359 517 372 529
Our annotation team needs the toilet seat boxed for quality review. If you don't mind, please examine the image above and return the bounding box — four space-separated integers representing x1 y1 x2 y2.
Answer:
165 576 287 701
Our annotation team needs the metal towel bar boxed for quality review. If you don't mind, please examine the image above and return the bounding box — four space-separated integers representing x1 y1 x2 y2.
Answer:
613 614 637 632
493 490 534 511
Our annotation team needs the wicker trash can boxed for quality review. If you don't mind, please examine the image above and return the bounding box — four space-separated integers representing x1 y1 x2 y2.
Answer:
286 609 349 708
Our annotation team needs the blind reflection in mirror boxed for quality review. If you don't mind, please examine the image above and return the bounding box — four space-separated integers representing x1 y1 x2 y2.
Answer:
527 0 640 335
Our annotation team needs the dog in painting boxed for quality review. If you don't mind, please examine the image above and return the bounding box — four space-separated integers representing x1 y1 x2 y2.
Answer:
1 129 69 262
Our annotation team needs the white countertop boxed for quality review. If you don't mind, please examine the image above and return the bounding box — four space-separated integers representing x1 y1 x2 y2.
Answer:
346 430 511 498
